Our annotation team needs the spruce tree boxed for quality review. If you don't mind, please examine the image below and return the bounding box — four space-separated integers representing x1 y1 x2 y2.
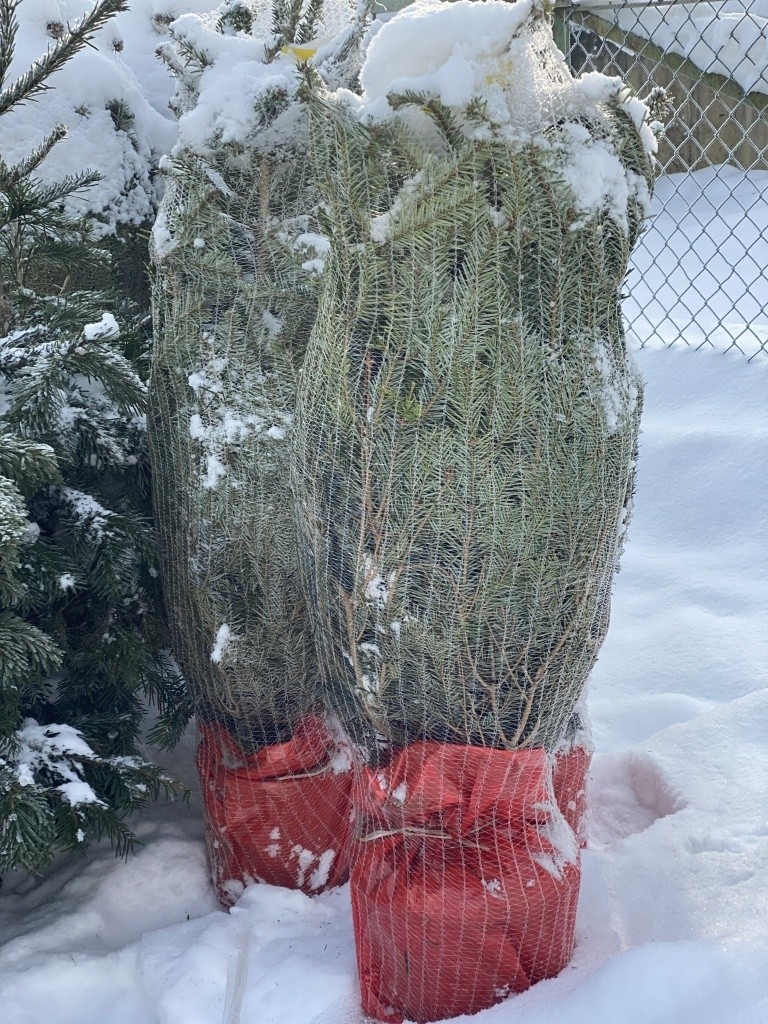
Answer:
293 1 661 754
149 0 371 752
0 0 188 875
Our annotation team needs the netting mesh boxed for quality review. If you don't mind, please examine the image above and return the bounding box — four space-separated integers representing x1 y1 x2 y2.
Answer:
149 2 368 752
148 0 369 903
150 146 317 750
148 0 657 1013
293 8 653 757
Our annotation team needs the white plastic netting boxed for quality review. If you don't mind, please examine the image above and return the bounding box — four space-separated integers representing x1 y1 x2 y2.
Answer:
149 0 370 750
294 0 656 755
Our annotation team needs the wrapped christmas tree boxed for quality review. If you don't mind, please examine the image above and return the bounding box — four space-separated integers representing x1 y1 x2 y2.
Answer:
148 0 370 904
293 0 660 1017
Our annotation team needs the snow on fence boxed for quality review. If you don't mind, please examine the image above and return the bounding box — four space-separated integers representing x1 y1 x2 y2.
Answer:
378 0 767 358
552 0 767 360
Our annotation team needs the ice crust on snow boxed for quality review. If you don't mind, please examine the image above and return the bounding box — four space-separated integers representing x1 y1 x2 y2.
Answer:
323 715 357 775
202 454 226 488
370 171 424 243
150 204 178 259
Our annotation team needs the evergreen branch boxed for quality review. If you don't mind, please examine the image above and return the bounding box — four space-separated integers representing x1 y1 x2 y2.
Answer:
0 611 62 690
168 34 214 75
3 170 102 218
0 0 19 92
0 0 128 118
295 0 324 45
143 653 194 751
271 0 288 39
0 780 57 872
0 124 67 189
106 98 138 149
217 2 252 36
155 39 185 78
0 0 184 875
321 0 374 71
0 471 28 605
0 434 58 489
0 735 188 870
388 91 469 153
281 0 304 41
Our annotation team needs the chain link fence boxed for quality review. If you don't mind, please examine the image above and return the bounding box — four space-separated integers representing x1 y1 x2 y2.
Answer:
380 0 767 360
553 0 767 360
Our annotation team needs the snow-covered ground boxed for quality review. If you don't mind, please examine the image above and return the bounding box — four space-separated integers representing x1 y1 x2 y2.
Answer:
1 183 767 1021
628 166 768 362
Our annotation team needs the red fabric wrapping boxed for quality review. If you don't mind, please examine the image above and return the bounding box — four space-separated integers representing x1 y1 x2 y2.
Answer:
553 745 592 845
197 715 354 906
350 742 585 1023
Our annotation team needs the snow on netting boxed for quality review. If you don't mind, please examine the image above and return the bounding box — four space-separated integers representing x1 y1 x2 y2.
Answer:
290 1 658 1017
148 0 370 904
149 0 658 1016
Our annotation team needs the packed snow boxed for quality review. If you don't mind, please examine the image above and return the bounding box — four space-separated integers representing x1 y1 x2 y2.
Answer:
1 335 766 1023
352 0 657 164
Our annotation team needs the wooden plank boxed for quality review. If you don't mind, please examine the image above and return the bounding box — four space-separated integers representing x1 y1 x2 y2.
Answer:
552 7 570 55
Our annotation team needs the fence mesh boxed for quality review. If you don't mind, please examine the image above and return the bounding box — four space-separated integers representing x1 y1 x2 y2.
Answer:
553 0 768 361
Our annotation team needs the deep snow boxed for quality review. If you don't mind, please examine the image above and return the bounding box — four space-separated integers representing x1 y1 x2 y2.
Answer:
2 337 766 1024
